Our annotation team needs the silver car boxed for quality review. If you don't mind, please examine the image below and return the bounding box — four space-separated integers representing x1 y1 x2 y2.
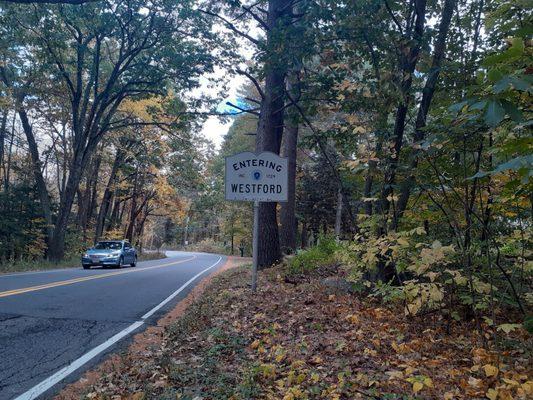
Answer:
81 240 137 269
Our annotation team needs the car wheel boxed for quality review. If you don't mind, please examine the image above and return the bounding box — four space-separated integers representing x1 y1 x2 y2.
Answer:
83 264 90 270
131 256 137 267
117 256 124 269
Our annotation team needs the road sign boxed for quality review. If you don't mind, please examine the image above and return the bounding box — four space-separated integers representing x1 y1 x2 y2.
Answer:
225 151 288 202
225 151 289 292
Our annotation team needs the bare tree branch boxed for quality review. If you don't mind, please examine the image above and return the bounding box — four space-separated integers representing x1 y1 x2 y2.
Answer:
199 9 261 46
225 101 260 116
235 68 265 99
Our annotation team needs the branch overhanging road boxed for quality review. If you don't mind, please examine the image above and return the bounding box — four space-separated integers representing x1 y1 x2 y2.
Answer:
0 251 225 400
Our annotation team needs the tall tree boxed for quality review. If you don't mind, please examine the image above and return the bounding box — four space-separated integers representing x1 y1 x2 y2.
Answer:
396 0 457 220
379 0 428 228
1 0 215 260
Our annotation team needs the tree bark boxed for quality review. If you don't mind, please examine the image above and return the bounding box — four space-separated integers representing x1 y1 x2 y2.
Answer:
334 188 343 240
301 221 308 249
0 109 7 188
380 0 428 228
95 148 123 242
396 0 456 220
254 0 292 268
279 113 298 253
3 113 15 190
17 104 54 247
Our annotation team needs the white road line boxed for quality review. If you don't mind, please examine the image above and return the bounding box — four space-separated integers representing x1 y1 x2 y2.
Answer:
141 256 222 319
13 256 224 400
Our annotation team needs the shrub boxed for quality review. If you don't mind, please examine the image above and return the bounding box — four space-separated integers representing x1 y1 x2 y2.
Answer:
288 236 339 274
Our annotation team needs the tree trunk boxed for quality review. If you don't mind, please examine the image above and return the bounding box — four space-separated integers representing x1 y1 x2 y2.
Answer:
254 0 291 268
94 149 123 242
87 153 101 225
363 132 384 215
301 221 308 249
48 157 86 261
396 0 456 220
279 117 298 253
17 105 54 248
125 170 139 242
0 109 7 189
3 113 15 190
334 188 343 240
380 0 427 227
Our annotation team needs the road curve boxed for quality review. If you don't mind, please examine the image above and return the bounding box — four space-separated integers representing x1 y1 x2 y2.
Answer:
0 251 226 400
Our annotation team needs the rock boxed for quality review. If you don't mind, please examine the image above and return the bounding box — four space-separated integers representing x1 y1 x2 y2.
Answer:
320 277 355 294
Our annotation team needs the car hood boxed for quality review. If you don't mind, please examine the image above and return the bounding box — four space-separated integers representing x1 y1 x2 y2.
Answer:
86 249 120 255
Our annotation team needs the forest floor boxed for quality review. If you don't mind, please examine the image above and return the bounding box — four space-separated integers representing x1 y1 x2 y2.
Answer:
57 262 531 400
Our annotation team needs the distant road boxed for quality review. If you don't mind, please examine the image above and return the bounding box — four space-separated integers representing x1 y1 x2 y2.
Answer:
0 252 225 400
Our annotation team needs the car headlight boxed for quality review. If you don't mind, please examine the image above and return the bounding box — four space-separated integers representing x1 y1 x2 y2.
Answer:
111 251 121 256
83 253 89 258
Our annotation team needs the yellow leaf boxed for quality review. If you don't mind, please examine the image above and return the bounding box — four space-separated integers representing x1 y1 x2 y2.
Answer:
363 347 377 356
469 376 483 388
486 388 498 400
522 381 533 394
385 370 403 380
483 364 499 377
345 314 360 324
412 381 423 393
310 356 323 365
423 377 434 388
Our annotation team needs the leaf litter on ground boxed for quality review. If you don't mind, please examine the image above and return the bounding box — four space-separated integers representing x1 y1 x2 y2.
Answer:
72 264 531 400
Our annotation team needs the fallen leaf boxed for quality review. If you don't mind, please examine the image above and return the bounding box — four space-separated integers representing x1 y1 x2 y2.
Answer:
483 364 498 377
486 388 498 400
412 381 423 393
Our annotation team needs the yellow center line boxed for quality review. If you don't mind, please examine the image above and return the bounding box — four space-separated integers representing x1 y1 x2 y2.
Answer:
0 256 197 298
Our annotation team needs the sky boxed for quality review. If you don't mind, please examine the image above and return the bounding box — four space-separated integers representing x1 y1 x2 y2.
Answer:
197 19 259 150
198 69 249 149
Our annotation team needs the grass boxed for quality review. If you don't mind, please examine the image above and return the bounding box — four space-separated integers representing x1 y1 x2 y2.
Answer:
138 251 167 261
0 251 166 274
0 257 81 274
287 236 339 274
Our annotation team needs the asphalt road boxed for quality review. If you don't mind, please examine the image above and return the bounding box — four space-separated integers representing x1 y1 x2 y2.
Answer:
0 251 226 400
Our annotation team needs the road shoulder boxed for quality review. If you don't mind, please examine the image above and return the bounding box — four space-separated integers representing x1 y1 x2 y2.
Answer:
55 256 249 400
57 260 531 400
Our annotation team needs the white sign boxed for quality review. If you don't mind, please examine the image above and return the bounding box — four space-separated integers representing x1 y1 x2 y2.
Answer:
225 151 288 202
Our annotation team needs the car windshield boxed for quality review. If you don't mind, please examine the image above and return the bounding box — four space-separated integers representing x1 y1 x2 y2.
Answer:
94 242 122 250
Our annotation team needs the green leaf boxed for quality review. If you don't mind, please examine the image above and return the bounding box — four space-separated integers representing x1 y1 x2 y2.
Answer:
524 316 533 334
493 75 532 93
492 155 533 174
484 100 505 126
506 37 525 57
449 100 469 114
497 323 522 334
488 68 503 83
469 100 487 110
501 100 523 122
